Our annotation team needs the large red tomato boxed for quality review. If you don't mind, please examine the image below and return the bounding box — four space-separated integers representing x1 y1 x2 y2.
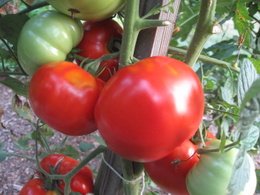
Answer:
144 140 199 195
95 56 204 162
76 19 122 81
20 178 58 195
40 154 93 194
29 61 103 136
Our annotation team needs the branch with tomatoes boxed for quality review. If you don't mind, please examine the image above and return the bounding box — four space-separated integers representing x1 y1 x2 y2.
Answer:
0 0 259 195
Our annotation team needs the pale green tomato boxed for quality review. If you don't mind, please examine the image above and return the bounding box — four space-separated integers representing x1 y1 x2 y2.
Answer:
17 11 83 75
46 0 125 21
186 140 257 195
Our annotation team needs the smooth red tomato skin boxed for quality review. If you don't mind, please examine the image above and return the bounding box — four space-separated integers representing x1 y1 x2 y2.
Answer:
95 56 204 162
20 178 57 195
77 19 122 81
40 154 93 194
144 141 199 195
29 61 101 136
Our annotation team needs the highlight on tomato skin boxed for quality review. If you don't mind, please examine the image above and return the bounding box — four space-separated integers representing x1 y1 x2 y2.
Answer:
29 61 102 136
144 140 199 195
95 56 205 162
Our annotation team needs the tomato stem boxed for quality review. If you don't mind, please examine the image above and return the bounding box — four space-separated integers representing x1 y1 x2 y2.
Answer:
197 140 241 154
121 159 144 195
19 1 49 15
184 0 217 67
168 46 240 73
119 0 140 66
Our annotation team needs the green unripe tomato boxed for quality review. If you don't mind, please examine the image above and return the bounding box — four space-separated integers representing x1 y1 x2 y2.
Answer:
17 11 83 75
186 140 257 195
46 0 125 21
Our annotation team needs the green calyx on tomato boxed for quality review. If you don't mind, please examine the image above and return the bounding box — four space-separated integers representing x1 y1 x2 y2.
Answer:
46 0 125 21
17 11 83 75
40 154 94 194
144 140 199 195
29 61 103 136
76 19 123 81
95 56 204 162
19 178 59 195
186 139 257 195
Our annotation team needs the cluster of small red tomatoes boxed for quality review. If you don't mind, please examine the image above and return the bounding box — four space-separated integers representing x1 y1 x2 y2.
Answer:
18 1 206 195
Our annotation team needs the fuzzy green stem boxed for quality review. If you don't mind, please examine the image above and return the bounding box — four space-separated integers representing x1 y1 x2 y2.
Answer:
185 0 217 67
169 46 239 73
119 0 140 66
197 140 240 154
121 159 144 195
19 1 49 15
0 37 27 75
36 145 106 193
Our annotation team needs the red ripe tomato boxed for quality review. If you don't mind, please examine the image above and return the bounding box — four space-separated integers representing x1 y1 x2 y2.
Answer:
19 178 58 195
76 19 122 81
40 154 93 194
144 140 199 195
29 61 103 136
95 56 204 162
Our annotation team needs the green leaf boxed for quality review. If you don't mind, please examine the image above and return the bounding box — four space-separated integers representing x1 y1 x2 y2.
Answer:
249 57 260 74
0 14 29 46
12 95 36 122
237 58 258 105
228 151 257 195
15 134 31 150
0 151 8 162
0 0 11 7
0 47 12 60
38 125 54 137
92 134 106 146
240 78 260 111
79 142 95 152
175 0 200 41
216 0 237 17
59 145 80 159
0 142 4 150
0 76 28 97
256 169 260 193
239 125 260 150
221 77 236 105
234 0 252 47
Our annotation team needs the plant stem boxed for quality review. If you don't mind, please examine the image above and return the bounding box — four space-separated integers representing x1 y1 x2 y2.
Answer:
119 0 140 66
0 37 27 75
169 46 239 73
184 0 217 67
19 1 49 15
61 146 106 194
121 159 144 195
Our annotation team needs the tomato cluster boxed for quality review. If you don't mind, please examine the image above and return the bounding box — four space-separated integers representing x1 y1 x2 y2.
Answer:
20 154 93 194
18 2 256 195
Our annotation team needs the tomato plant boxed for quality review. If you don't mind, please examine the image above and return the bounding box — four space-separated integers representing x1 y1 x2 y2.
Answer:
46 0 125 21
144 140 199 195
187 140 257 195
29 61 103 136
95 56 204 162
19 178 58 195
40 154 94 194
76 19 123 81
17 10 83 75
